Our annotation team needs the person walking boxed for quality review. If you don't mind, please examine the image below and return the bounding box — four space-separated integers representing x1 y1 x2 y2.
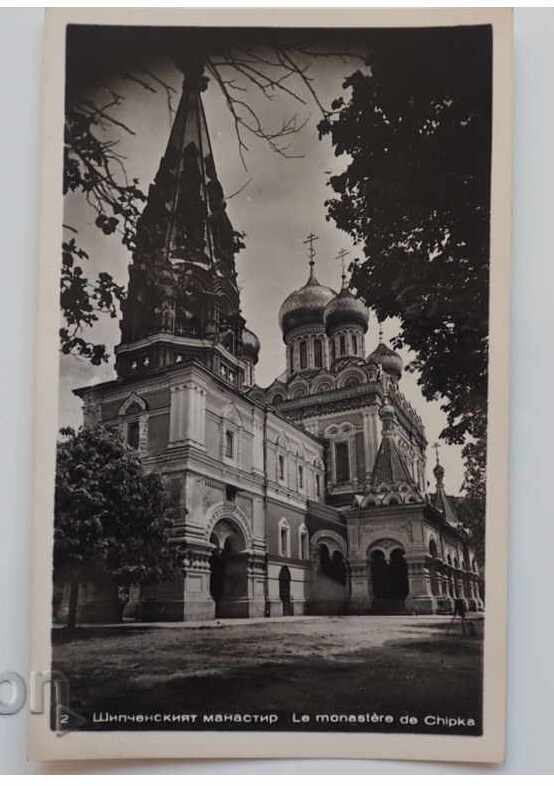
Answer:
449 597 468 634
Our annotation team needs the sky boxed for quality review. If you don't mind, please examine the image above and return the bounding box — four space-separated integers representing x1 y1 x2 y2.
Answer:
61 49 465 495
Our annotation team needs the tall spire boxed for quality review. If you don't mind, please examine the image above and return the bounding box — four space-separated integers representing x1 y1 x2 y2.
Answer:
432 442 459 524
370 400 416 488
432 441 445 486
134 77 237 274
117 71 246 382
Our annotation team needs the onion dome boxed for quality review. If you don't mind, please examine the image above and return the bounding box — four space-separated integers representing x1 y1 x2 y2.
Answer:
432 446 460 526
278 263 336 337
433 461 445 485
324 279 369 334
240 327 260 364
367 342 403 379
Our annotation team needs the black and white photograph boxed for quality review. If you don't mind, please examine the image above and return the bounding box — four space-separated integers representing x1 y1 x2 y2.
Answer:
27 7 513 764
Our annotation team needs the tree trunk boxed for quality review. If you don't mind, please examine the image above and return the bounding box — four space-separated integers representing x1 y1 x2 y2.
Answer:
67 578 79 629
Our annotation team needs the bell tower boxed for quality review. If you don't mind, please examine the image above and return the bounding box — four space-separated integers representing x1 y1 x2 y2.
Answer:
115 64 256 388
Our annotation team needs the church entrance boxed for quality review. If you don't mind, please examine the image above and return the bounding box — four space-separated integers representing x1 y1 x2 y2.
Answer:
278 566 293 616
309 541 348 615
369 546 410 613
209 519 249 618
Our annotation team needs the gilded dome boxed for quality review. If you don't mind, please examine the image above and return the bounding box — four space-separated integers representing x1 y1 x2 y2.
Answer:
367 342 403 379
324 284 369 334
278 266 336 337
241 327 260 363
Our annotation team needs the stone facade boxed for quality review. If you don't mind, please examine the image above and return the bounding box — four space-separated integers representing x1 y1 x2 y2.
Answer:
55 74 483 625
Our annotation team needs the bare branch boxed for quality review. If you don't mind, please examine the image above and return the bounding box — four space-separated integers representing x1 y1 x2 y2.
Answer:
122 71 157 93
225 177 253 201
79 99 136 136
276 49 329 117
140 68 177 123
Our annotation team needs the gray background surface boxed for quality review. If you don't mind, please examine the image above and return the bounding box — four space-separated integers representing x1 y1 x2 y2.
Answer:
0 7 552 774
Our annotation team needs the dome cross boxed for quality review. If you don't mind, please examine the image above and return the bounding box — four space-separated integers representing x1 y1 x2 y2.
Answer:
335 248 350 288
303 232 319 272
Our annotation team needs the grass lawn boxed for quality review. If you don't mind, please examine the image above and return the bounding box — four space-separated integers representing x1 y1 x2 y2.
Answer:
51 615 483 735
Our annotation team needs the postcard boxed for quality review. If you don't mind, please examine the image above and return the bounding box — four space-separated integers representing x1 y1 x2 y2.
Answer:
28 7 512 763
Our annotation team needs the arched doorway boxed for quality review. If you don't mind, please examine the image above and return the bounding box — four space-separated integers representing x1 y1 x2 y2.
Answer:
368 542 410 613
309 538 349 615
388 548 410 601
209 519 249 618
370 550 388 600
279 566 293 616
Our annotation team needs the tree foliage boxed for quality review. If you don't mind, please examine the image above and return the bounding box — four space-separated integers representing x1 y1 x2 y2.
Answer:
54 426 175 625
319 27 492 455
457 416 487 562
319 27 492 556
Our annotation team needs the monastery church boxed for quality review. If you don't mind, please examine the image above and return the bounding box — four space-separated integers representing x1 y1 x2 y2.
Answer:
55 70 483 624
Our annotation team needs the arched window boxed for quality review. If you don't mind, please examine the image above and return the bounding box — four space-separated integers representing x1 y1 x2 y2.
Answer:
127 420 139 449
272 394 284 407
330 340 336 366
315 474 321 498
278 454 285 481
120 397 146 450
351 334 358 355
290 385 307 400
299 526 309 560
314 338 323 368
335 441 350 483
279 521 290 557
299 340 308 369
429 539 438 558
225 429 234 459
298 464 304 489
339 335 346 356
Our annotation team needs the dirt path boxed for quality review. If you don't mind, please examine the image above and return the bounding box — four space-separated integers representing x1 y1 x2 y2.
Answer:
52 615 483 735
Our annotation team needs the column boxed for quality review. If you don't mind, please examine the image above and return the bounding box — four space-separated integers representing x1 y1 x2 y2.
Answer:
189 384 206 447
405 555 437 614
169 383 206 448
363 405 380 480
361 410 372 485
247 554 267 618
182 545 216 621
169 384 186 444
308 336 314 368
438 567 453 613
348 560 370 613
252 413 264 473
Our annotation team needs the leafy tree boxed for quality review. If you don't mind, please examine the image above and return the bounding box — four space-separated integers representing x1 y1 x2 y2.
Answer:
320 27 492 448
319 27 492 536
54 425 175 627
457 416 487 564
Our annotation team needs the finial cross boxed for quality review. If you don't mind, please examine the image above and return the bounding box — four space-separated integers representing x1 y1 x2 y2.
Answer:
336 248 349 285
303 233 319 268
